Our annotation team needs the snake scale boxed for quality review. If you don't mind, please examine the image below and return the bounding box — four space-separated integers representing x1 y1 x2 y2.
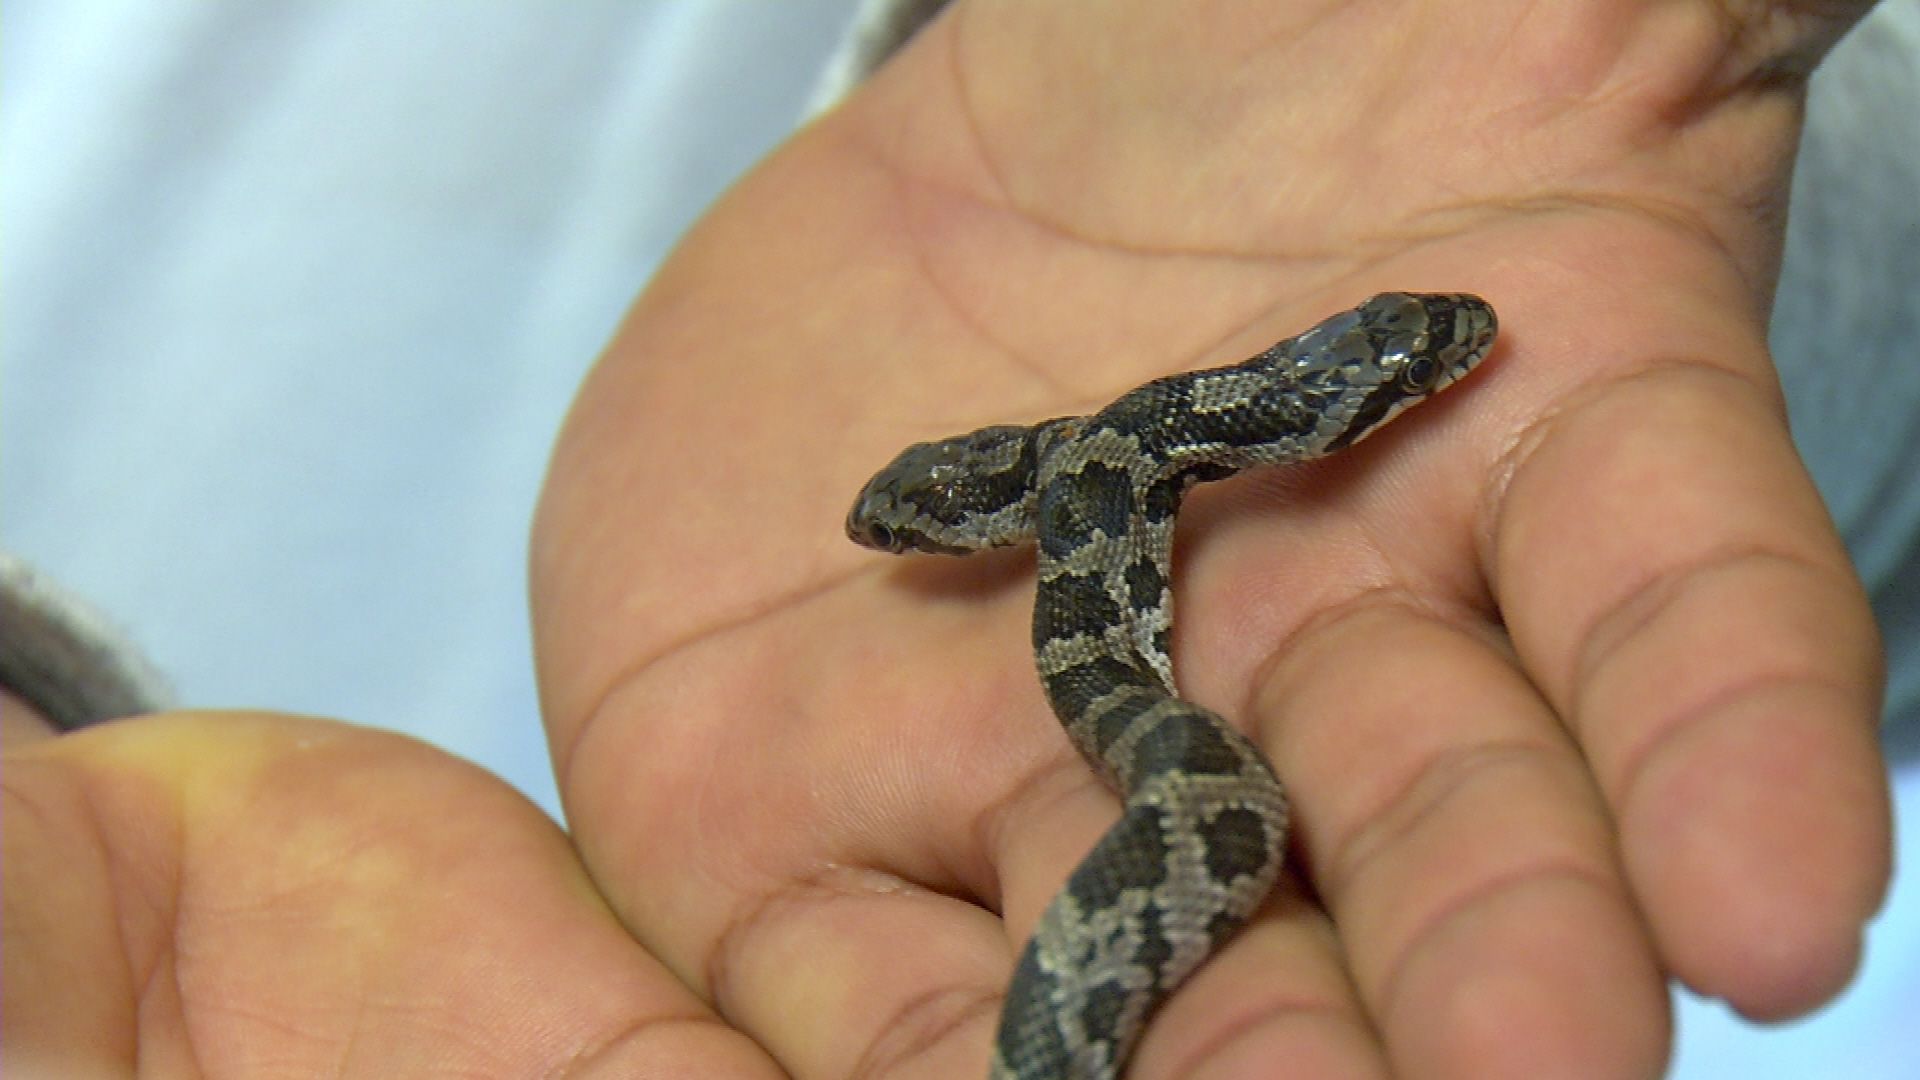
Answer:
846 292 1498 1078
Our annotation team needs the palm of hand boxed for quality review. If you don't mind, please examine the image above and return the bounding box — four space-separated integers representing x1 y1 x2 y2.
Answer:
533 4 1887 1077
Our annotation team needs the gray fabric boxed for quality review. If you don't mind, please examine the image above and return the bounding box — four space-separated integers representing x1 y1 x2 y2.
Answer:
0 551 174 729
1772 7 1920 758
806 0 951 116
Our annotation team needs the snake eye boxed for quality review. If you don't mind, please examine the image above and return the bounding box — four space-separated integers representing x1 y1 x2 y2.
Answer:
1401 355 1437 390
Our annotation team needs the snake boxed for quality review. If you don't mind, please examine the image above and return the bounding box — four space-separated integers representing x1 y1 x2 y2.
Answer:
845 291 1498 1078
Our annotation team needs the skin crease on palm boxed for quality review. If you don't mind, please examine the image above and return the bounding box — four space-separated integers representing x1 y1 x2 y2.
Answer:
0 2 1894 1079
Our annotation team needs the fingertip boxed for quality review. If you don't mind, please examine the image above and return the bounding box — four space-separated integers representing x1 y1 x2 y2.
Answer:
1382 873 1670 1080
1619 682 1892 1019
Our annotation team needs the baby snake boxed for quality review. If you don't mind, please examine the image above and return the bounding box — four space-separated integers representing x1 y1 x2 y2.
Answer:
846 292 1498 1078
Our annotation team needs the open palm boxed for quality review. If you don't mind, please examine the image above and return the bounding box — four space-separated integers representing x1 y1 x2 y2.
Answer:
532 3 1889 1077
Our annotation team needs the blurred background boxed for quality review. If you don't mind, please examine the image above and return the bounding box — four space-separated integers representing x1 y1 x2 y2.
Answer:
5 3 1915 1076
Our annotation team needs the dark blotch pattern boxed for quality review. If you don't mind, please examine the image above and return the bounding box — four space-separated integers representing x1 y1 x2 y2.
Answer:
1127 709 1245 782
1036 460 1132 558
1066 801 1172 913
1150 627 1172 668
1138 464 1227 524
1087 690 1157 757
1042 656 1150 721
1203 906 1245 950
1123 557 1166 617
1033 572 1124 650
1078 982 1129 1068
1095 384 1181 445
1130 902 1175 990
995 951 1071 1079
1199 805 1276 887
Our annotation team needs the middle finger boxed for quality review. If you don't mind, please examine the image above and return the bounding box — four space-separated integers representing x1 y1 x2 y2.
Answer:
1257 598 1670 1079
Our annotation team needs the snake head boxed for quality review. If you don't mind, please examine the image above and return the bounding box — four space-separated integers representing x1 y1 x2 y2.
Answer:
1284 291 1498 453
845 424 1043 555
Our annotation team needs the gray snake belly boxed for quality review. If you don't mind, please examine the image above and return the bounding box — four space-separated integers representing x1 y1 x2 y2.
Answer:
846 292 1498 1078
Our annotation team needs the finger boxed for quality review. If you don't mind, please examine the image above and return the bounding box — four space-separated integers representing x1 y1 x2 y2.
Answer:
1255 601 1670 1080
1492 358 1892 1018
2 712 776 1078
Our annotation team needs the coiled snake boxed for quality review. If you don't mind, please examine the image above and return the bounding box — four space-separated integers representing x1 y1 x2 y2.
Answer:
846 292 1498 1078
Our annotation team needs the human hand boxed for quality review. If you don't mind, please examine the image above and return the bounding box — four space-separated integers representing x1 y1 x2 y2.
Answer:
531 2 1891 1076
2 709 765 1077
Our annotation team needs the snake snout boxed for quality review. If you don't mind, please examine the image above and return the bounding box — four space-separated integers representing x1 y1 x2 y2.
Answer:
1445 293 1498 363
846 494 904 552
1413 292 1499 393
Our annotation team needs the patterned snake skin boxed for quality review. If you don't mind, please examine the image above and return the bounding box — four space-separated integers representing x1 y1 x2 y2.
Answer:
846 292 1498 1078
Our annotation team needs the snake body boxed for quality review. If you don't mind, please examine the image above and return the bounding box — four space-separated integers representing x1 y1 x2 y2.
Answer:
846 292 1498 1078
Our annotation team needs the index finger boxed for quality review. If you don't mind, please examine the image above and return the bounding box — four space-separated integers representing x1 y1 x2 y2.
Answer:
1486 286 1891 1018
